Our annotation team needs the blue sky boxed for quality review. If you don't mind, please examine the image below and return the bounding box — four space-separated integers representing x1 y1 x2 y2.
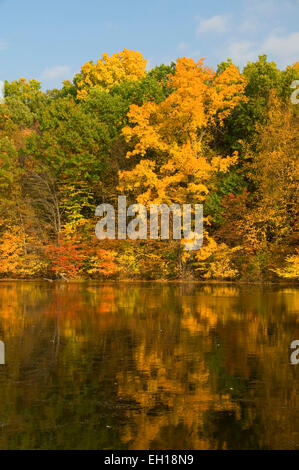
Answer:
0 0 298 90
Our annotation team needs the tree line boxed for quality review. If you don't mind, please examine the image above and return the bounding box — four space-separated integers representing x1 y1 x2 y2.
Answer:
0 49 298 280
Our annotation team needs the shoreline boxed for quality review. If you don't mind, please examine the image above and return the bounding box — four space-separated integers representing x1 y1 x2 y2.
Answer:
0 278 298 285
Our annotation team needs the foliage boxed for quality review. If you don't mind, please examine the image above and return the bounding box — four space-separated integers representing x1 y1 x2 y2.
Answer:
0 50 297 281
76 49 147 99
119 57 246 207
272 251 299 280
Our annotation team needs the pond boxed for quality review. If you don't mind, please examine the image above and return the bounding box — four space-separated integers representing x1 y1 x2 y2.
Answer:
0 281 298 449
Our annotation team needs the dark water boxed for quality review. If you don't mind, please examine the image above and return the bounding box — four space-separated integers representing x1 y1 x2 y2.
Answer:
0 281 298 450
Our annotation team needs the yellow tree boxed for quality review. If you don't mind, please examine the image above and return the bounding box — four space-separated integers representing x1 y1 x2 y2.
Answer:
118 57 247 206
77 48 147 99
272 250 299 279
243 93 299 250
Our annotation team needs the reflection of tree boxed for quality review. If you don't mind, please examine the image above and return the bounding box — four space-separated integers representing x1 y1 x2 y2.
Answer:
0 282 298 449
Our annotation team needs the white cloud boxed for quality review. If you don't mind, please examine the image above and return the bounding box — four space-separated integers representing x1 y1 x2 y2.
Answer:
41 65 73 80
227 40 258 65
236 0 296 37
196 15 229 36
237 17 260 34
244 0 288 16
226 31 299 68
262 31 299 66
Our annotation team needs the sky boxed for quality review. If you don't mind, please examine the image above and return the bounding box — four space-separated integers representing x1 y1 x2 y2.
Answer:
0 0 298 90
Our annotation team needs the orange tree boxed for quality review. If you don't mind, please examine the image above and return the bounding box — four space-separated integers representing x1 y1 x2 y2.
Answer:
118 57 247 207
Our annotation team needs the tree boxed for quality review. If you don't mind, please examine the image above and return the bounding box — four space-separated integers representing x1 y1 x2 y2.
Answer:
244 93 298 249
0 50 297 281
119 57 247 207
218 55 299 152
272 250 299 280
25 95 111 234
76 49 147 99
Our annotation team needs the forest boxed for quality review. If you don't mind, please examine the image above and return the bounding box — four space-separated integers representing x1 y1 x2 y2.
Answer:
0 49 298 281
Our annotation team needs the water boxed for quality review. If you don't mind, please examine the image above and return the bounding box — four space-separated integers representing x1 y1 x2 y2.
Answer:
0 281 298 450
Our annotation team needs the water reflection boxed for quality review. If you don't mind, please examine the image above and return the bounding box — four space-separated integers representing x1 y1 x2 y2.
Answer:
0 282 298 449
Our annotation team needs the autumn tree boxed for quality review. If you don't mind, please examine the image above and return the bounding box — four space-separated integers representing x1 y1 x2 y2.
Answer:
76 49 147 100
118 57 247 207
0 50 297 280
244 93 298 249
217 55 299 152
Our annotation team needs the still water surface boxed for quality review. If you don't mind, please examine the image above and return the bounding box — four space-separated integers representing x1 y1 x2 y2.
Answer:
0 281 298 449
